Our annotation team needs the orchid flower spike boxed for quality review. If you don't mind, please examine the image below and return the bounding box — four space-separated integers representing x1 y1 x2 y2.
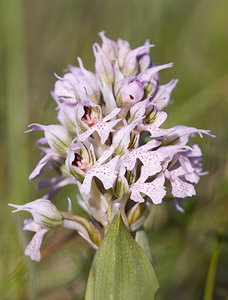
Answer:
10 31 215 261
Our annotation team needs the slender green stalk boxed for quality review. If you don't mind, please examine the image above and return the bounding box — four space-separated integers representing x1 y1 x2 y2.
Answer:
203 200 228 300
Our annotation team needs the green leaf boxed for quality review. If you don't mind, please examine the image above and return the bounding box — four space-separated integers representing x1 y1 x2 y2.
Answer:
135 227 153 263
85 213 159 300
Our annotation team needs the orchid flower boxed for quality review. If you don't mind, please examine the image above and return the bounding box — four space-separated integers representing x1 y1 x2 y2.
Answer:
130 174 166 204
80 146 119 194
78 107 121 144
10 32 214 263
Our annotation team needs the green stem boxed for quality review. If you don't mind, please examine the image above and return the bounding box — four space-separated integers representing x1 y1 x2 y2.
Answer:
203 200 228 300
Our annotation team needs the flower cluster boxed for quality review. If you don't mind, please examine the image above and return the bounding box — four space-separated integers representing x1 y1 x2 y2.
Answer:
9 32 214 261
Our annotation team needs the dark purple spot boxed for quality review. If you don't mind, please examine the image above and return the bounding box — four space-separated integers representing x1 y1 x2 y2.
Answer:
82 106 92 120
72 153 82 167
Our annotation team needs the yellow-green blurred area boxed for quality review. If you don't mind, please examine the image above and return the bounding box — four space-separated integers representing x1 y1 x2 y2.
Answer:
0 0 228 299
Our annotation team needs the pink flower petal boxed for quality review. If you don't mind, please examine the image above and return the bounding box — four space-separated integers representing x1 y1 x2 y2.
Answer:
152 79 179 110
24 227 49 261
78 108 121 144
29 152 62 180
165 168 196 198
80 147 118 194
130 174 166 204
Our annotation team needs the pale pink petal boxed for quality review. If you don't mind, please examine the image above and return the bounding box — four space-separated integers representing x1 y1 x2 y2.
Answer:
170 176 196 198
24 227 49 262
130 174 166 204
152 79 179 110
96 119 122 144
179 156 194 173
165 169 196 198
38 176 77 199
138 40 152 71
53 73 76 101
57 103 76 133
138 63 173 84
26 123 72 156
97 146 114 164
78 126 96 142
29 152 61 180
117 39 130 68
185 172 200 184
138 108 174 138
78 108 121 144
103 107 121 122
123 139 160 171
23 218 41 232
80 156 119 194
99 31 118 62
151 109 168 127
166 125 215 145
139 145 188 180
138 139 161 152
187 144 202 157
122 44 154 77
124 144 186 177
140 123 173 138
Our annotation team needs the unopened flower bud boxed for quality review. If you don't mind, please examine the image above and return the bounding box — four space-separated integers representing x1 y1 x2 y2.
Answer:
93 43 115 84
152 79 178 110
127 202 146 227
99 31 118 62
117 39 131 69
121 79 144 105
138 40 152 72
113 166 128 198
115 77 144 107
122 44 154 77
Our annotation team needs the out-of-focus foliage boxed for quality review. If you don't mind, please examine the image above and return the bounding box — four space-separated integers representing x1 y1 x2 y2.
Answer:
0 0 227 299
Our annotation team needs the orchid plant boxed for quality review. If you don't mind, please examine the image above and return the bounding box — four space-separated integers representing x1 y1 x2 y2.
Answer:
9 32 214 299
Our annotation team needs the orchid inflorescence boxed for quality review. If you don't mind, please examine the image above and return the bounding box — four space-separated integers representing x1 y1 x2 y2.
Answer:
9 32 214 261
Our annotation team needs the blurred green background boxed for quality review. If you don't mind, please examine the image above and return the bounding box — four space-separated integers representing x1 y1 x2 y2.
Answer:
1 0 228 299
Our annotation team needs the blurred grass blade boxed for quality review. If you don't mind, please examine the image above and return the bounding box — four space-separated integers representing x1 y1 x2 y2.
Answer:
1 0 29 203
0 0 36 299
85 213 159 300
165 74 228 126
203 199 228 300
